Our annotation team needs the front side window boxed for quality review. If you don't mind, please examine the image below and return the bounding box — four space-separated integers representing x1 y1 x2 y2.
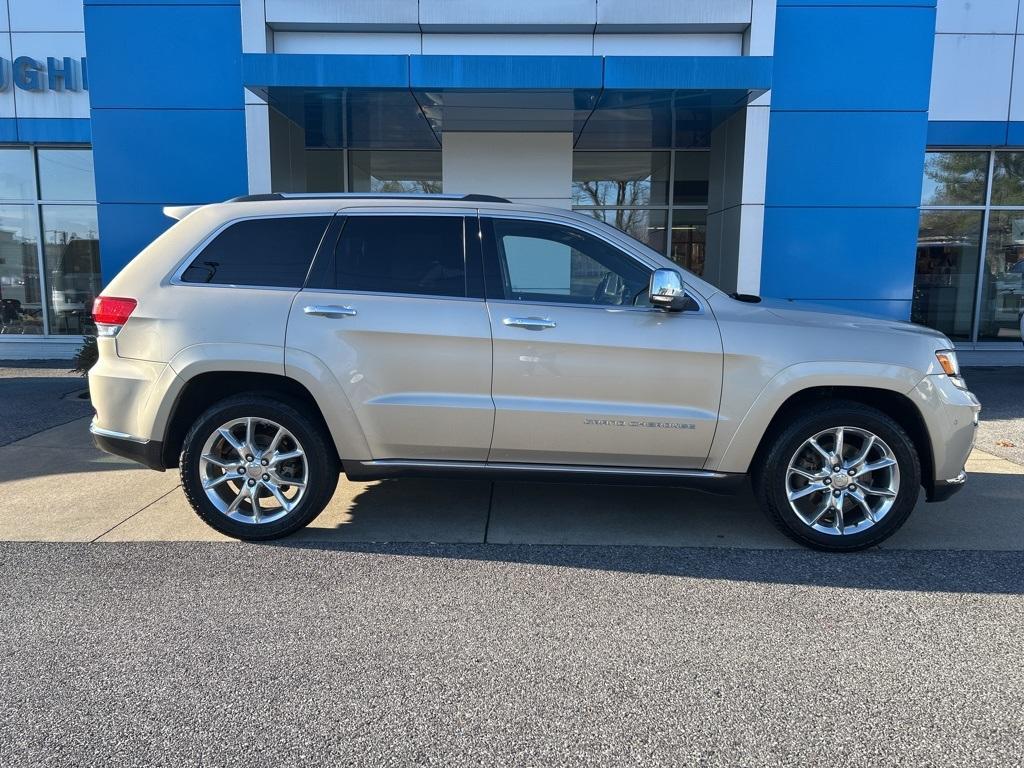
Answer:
486 218 650 307
181 216 330 287
331 215 466 298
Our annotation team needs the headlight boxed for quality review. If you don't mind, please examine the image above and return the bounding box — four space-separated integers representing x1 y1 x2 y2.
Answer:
935 349 967 390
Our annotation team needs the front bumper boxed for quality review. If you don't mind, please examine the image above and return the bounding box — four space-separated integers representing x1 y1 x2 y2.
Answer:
90 421 166 471
910 375 981 503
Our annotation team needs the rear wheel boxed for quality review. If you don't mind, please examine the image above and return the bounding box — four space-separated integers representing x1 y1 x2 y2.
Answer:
753 402 921 551
180 395 338 540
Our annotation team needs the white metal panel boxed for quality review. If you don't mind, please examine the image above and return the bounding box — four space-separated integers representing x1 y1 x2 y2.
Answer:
245 103 272 194
593 33 742 56
265 0 419 31
419 0 596 32
735 203 764 296
273 31 422 54
10 31 90 119
741 105 770 207
596 0 751 32
423 33 592 56
240 0 269 53
936 0 1018 35
442 132 572 203
930 33 1014 121
9 0 84 33
745 0 775 56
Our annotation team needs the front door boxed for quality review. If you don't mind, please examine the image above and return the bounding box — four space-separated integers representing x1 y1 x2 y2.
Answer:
287 211 494 461
481 215 723 469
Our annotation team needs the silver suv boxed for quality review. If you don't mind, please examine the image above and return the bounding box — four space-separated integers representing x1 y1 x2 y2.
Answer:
88 194 980 550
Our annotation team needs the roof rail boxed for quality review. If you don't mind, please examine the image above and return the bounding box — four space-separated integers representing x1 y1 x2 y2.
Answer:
226 192 511 204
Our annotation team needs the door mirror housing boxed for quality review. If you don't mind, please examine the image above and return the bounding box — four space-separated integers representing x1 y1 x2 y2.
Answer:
648 268 689 311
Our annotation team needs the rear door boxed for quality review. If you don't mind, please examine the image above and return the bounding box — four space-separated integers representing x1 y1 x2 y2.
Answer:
286 209 494 461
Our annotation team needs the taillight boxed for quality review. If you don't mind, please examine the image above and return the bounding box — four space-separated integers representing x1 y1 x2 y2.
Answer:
92 296 137 336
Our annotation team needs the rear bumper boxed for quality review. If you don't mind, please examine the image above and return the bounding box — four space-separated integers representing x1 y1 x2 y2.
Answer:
90 421 165 471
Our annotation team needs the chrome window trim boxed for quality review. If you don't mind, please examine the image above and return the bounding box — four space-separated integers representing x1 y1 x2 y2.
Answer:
298 287 484 304
167 212 336 289
479 210 708 315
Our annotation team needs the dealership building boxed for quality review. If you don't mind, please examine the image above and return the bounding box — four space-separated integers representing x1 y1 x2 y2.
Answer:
1 0 1023 363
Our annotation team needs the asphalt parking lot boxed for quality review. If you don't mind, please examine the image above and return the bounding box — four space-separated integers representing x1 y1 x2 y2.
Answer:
1 363 1022 766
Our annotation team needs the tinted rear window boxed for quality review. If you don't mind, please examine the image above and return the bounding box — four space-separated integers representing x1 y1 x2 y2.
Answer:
180 216 331 287
331 215 466 298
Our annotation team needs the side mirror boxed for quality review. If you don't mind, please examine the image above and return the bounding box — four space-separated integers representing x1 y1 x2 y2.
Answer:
648 268 689 312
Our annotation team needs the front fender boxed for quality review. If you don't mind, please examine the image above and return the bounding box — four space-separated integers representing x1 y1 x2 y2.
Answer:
707 361 925 474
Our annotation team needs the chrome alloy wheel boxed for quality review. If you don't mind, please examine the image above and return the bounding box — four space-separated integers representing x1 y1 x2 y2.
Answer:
198 417 308 525
785 426 900 536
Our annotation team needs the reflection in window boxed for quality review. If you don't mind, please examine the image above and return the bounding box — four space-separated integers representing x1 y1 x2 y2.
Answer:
911 210 983 341
991 152 1024 206
921 151 988 207
305 150 345 193
0 148 36 200
348 150 441 194
41 205 101 335
579 208 667 254
669 210 708 276
572 152 670 207
673 151 711 205
38 149 96 201
978 211 1024 341
0 205 43 335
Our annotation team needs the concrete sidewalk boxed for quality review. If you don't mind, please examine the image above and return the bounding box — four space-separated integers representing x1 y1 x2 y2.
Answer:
2 415 1022 550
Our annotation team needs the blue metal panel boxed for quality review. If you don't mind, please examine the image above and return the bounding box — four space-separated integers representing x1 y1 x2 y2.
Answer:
16 118 91 143
244 54 409 92
927 121 1009 147
761 207 921 302
91 108 247 204
774 299 913 322
603 57 771 91
85 0 237 4
773 5 935 111
767 111 928 207
0 119 18 142
96 203 175 283
410 55 602 90
777 0 934 5
1005 123 1024 146
86 4 243 109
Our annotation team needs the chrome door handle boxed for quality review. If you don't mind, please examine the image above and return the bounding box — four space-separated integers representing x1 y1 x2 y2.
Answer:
502 316 556 331
304 304 357 318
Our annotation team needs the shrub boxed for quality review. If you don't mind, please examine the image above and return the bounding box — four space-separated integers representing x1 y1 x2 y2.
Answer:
72 335 98 378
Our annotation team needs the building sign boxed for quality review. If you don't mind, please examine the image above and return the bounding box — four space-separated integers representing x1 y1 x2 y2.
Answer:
0 57 88 92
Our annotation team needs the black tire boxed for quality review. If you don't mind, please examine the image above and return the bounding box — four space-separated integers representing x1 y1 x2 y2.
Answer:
180 394 339 541
753 401 921 551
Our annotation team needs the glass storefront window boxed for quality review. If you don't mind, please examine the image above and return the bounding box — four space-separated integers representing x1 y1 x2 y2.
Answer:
0 148 36 200
978 211 1024 341
673 151 711 205
41 205 101 335
669 209 708 276
37 149 96 201
572 152 670 207
348 150 441 194
0 204 43 335
991 152 1024 206
912 210 983 341
305 150 345 193
580 208 668 254
921 151 988 207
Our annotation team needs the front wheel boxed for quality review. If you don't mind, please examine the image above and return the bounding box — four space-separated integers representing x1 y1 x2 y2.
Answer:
753 402 921 551
180 395 338 541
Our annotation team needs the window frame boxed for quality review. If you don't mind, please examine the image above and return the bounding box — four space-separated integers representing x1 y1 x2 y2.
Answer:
919 148 1024 347
0 144 97 337
170 213 335 291
301 210 483 302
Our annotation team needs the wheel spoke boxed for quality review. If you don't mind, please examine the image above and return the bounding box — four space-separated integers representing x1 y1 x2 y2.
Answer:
856 457 897 476
807 500 831 526
270 448 304 466
808 438 832 463
788 466 826 481
788 481 827 502
265 426 285 457
244 417 256 456
263 481 292 512
847 435 876 469
202 472 233 490
861 485 897 498
850 488 876 522
227 484 248 513
269 470 305 489
833 427 845 464
202 454 239 471
218 428 246 459
834 497 845 534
